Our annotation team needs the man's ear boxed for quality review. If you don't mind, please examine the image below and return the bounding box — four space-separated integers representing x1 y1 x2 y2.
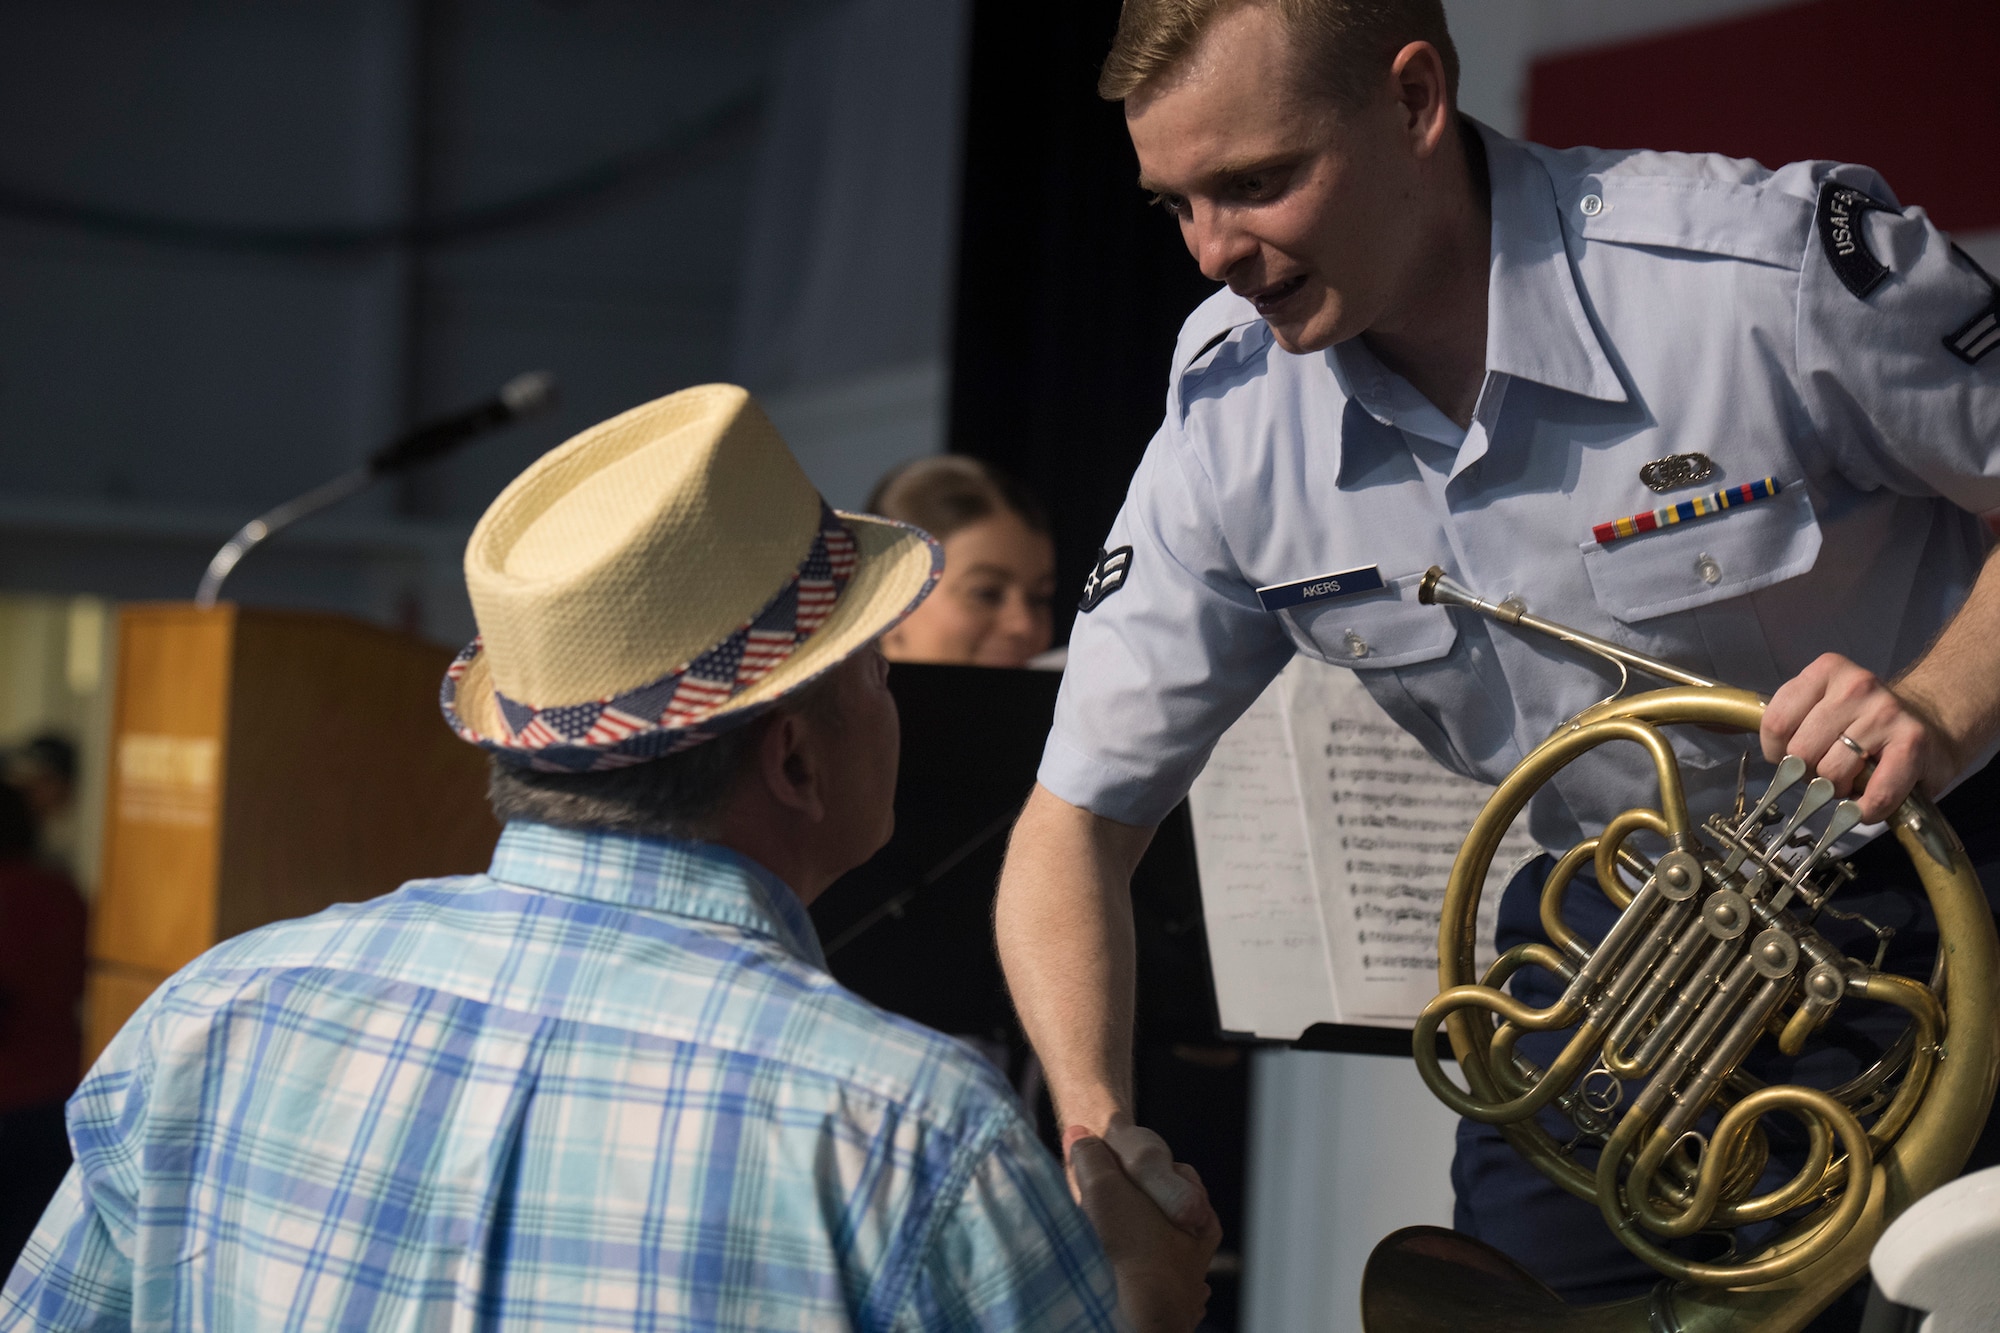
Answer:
755 706 827 822
1389 40 1452 153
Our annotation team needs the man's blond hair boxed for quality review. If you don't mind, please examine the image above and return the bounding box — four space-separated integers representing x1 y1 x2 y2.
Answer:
1098 0 1459 110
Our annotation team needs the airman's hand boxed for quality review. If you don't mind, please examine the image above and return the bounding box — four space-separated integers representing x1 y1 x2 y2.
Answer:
1761 653 1963 822
1094 1113 1217 1236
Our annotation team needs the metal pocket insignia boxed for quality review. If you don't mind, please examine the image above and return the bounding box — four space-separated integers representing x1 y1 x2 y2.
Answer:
1638 452 1717 493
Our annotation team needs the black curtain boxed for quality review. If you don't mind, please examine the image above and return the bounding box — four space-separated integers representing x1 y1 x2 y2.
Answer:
945 18 1249 1322
947 0 1219 640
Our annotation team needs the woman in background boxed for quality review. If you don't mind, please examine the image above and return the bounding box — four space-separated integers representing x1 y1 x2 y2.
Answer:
866 455 1057 668
858 455 1061 1133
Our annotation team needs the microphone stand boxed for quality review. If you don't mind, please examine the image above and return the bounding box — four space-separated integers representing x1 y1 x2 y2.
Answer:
194 370 556 607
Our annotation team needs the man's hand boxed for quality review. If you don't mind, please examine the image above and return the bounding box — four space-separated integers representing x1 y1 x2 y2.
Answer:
1099 1114 1217 1235
1764 548 2000 821
1761 653 1961 822
1067 1130 1220 1333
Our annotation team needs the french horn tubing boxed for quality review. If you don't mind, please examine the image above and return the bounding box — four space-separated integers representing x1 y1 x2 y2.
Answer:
1359 568 2000 1333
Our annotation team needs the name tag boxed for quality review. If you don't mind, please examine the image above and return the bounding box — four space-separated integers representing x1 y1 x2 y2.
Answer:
1255 565 1385 612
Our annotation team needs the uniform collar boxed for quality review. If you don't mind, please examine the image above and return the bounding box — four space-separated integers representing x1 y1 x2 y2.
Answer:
487 821 827 969
1330 121 1627 485
1330 338 1466 452
1478 121 1628 406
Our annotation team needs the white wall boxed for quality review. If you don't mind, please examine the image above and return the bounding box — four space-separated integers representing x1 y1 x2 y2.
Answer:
759 362 950 511
0 595 114 894
1242 1050 1462 1333
732 0 970 509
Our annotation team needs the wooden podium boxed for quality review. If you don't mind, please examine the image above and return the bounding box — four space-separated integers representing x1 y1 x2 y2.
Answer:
85 604 501 1066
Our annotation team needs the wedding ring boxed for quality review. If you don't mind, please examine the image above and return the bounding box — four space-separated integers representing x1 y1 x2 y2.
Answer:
1838 733 1868 759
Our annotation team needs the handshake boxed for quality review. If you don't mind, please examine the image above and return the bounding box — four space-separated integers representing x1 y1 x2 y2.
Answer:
1066 1118 1223 1333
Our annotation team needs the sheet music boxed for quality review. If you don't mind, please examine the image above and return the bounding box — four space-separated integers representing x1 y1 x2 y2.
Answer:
1284 664 1536 1022
1188 657 1540 1036
1185 677 1338 1038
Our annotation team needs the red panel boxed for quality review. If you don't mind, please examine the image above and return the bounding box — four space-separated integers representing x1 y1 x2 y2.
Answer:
1526 0 2000 232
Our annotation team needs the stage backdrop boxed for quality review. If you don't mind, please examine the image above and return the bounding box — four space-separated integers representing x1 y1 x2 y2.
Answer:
1528 0 2000 248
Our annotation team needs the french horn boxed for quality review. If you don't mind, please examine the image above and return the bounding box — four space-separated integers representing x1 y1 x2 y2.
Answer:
1359 568 1999 1333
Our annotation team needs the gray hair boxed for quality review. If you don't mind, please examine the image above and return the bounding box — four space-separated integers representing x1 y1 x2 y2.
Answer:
487 670 845 841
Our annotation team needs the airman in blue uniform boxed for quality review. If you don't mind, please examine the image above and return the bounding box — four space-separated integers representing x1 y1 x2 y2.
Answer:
1042 127 2000 859
994 0 2000 1318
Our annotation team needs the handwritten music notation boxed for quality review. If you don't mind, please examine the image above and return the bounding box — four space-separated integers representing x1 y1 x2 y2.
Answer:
1188 657 1537 1037
1184 679 1339 1038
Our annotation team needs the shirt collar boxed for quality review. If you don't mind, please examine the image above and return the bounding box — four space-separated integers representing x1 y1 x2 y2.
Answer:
1477 121 1628 406
1331 338 1467 452
487 821 827 970
1330 121 1628 485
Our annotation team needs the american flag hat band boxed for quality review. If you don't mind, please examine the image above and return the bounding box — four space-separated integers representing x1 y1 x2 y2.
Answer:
442 502 898 772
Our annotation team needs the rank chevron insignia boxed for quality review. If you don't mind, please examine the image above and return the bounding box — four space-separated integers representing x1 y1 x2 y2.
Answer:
1079 546 1133 613
1946 297 2000 366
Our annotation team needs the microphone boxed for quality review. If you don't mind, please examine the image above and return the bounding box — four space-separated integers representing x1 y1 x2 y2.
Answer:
194 371 559 607
367 371 557 476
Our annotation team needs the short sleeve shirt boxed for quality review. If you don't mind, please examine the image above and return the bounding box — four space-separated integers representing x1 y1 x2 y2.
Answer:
1040 122 2000 855
2 825 1122 1332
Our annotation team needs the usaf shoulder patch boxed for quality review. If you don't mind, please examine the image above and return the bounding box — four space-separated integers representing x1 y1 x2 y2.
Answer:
1079 546 1133 613
1817 180 1895 300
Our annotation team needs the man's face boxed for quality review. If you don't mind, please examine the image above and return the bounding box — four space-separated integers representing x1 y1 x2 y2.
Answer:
1126 3 1418 354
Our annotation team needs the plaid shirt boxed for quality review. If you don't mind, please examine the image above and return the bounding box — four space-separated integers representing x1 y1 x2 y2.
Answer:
3 823 1121 1331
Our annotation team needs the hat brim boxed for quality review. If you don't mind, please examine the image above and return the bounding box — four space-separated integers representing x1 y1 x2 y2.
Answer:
450 511 941 761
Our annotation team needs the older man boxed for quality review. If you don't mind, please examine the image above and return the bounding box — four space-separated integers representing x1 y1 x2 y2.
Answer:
2 385 1214 1331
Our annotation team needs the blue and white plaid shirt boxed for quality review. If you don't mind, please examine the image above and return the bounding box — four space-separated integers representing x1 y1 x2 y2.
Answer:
3 823 1122 1331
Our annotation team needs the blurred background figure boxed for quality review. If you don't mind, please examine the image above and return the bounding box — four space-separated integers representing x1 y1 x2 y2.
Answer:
0 776 85 1274
867 456 1059 668
7 735 78 876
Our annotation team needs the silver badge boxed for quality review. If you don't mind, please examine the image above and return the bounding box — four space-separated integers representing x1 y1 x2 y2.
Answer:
1639 452 1717 493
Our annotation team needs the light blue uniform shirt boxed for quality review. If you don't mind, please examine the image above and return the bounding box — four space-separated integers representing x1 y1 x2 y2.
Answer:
1042 123 2000 854
3 823 1121 1332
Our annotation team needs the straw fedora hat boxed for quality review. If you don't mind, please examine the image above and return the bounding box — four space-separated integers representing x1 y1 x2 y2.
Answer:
441 383 941 771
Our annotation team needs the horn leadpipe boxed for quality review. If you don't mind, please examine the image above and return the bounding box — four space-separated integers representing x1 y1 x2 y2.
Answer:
1417 566 1721 691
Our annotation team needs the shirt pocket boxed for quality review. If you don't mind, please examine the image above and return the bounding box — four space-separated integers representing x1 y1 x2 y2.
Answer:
1274 570 1460 668
1579 483 1822 625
